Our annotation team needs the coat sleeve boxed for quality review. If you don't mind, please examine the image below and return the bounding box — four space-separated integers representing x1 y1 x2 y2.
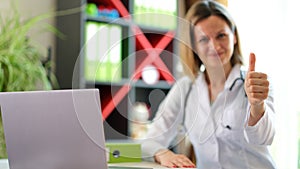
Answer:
244 79 276 145
141 77 192 161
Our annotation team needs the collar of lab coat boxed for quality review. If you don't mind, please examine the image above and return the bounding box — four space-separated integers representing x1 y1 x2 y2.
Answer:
196 64 243 90
224 64 243 90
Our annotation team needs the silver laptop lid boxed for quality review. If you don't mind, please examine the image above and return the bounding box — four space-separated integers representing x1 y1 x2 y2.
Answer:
0 89 108 169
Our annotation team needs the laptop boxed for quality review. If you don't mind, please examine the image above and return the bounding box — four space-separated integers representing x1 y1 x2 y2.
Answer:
0 89 108 169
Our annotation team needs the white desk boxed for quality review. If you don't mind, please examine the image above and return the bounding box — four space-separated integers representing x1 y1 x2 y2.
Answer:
0 159 8 169
109 161 163 168
109 161 196 169
0 159 196 169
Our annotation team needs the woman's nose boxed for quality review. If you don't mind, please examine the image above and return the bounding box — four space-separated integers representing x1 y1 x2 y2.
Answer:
208 39 220 50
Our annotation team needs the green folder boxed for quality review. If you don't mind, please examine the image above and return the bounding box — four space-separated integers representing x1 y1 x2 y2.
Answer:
106 142 142 163
96 23 110 82
85 22 98 81
108 25 122 82
133 0 177 29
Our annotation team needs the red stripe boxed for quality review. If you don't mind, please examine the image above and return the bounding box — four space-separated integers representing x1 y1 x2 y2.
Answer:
101 1 176 119
102 84 131 120
109 0 131 19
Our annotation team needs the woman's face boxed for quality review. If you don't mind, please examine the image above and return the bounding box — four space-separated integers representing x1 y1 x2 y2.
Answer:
193 15 236 69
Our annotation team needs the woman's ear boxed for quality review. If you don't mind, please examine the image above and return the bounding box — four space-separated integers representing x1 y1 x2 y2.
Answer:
234 33 237 45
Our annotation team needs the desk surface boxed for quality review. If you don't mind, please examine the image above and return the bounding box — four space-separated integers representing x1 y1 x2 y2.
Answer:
0 159 8 169
0 159 196 169
109 161 196 169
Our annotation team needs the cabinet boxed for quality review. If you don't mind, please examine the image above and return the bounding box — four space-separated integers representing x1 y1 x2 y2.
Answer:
56 0 179 139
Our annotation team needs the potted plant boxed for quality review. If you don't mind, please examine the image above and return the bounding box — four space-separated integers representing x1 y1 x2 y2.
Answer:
0 6 59 158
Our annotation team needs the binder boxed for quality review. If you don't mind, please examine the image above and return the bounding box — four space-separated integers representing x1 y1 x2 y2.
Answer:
108 25 122 82
85 23 122 82
96 23 110 82
106 142 142 163
133 0 177 29
85 22 98 81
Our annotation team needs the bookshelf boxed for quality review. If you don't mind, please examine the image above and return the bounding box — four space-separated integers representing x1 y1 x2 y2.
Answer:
56 0 179 139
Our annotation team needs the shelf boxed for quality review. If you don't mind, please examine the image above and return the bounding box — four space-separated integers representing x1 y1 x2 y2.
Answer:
88 79 172 89
85 15 132 27
85 15 174 34
136 24 176 34
133 80 172 89
87 79 129 87
56 0 178 139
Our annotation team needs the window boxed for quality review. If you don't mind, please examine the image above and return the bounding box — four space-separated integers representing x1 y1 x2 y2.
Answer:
228 0 300 168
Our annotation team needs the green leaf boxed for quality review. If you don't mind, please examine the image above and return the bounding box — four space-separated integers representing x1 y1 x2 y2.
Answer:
0 2 62 92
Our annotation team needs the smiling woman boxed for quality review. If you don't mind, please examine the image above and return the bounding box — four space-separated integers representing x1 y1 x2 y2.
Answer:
141 1 276 168
193 16 236 72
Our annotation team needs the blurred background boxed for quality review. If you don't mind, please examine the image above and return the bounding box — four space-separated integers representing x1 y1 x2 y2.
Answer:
0 0 299 168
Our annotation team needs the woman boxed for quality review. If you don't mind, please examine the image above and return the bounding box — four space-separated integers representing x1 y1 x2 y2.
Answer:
141 0 276 168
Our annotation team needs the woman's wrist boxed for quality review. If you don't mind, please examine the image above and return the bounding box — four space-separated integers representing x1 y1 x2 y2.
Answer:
248 102 265 126
154 149 172 164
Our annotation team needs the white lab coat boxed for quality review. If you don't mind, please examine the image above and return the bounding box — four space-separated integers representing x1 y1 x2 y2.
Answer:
141 64 276 169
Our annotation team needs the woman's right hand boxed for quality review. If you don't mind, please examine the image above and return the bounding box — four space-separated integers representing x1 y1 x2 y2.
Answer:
154 149 196 168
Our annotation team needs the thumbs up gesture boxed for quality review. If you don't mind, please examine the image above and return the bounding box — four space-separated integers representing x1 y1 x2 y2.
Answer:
244 53 269 125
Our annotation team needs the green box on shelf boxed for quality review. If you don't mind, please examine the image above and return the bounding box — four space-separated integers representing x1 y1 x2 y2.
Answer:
133 0 177 30
105 142 142 163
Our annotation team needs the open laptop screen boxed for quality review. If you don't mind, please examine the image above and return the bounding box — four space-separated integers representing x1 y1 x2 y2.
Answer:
0 89 108 169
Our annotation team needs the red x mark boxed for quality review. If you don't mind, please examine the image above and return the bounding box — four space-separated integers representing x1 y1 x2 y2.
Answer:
102 0 176 119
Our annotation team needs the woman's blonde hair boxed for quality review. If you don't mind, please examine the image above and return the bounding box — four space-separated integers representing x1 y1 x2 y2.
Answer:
179 0 243 80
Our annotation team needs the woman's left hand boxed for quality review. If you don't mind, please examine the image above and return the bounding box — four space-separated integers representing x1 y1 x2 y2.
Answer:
154 149 196 168
244 53 269 125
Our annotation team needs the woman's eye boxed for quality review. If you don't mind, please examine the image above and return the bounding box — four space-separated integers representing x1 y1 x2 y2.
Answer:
199 37 208 43
217 33 226 39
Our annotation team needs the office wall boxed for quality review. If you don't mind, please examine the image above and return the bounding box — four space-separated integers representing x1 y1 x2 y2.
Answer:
0 0 56 61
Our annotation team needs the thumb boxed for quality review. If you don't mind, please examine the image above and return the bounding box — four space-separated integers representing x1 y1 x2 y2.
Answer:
248 53 256 72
